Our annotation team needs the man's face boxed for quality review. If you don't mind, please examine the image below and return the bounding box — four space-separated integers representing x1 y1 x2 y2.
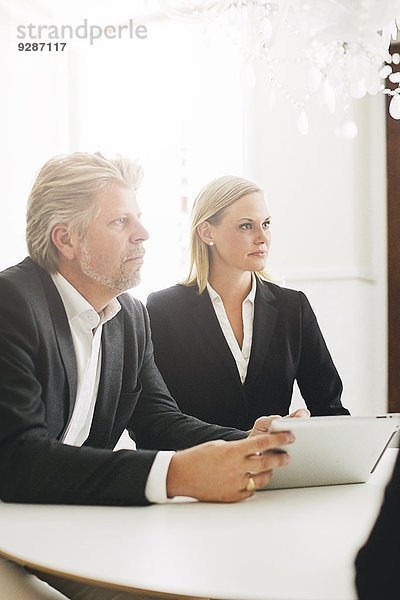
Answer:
76 183 149 295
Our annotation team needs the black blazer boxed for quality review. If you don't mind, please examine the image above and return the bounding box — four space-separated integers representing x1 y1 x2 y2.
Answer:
147 280 349 430
0 258 244 506
355 451 400 598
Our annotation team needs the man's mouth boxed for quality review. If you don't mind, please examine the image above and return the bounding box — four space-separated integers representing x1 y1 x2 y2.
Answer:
124 252 145 262
248 250 267 257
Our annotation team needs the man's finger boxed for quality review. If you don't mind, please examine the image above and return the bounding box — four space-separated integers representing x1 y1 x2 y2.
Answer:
244 431 295 456
241 468 280 494
247 448 290 472
252 470 274 490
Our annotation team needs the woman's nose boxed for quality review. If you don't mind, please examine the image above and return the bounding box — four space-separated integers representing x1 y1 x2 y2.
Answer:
255 228 270 244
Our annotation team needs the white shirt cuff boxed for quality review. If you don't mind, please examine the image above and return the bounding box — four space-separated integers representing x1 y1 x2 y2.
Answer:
144 450 175 503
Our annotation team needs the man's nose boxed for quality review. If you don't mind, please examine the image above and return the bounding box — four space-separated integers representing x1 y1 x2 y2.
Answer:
130 221 149 243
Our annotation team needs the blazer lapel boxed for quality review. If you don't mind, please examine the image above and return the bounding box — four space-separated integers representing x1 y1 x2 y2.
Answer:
244 280 278 391
85 312 124 448
188 288 243 391
37 265 77 422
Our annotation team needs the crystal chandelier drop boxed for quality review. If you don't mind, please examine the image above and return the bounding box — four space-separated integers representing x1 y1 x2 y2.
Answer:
158 0 400 136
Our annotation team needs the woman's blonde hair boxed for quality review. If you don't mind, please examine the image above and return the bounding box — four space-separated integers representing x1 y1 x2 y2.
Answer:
26 152 143 273
182 175 269 293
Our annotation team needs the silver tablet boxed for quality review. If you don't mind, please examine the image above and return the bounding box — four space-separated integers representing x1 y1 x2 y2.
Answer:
262 414 400 490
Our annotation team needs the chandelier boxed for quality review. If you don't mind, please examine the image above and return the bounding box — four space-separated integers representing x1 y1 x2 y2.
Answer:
158 1 400 137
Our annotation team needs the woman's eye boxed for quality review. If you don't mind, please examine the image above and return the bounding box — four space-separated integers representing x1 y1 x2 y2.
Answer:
239 223 252 230
263 221 271 229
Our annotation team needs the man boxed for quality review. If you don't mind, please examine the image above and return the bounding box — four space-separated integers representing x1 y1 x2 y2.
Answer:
0 153 295 599
355 451 400 599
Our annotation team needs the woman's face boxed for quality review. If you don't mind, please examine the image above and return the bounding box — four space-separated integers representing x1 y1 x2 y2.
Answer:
202 191 271 276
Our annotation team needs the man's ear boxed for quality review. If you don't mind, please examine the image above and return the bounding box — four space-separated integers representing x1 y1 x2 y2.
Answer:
51 225 77 261
196 221 215 246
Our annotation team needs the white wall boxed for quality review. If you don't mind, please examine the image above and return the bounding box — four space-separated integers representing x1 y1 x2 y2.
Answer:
66 18 244 300
0 5 70 271
243 56 387 415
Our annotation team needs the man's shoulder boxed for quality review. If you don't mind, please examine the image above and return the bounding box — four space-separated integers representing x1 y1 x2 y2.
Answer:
0 258 53 336
118 291 147 319
0 257 44 296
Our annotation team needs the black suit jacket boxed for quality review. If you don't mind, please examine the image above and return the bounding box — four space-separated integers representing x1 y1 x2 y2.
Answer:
0 258 244 506
355 451 400 598
147 281 348 430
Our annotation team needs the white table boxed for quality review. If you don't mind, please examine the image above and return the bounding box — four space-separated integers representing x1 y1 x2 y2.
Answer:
0 450 396 600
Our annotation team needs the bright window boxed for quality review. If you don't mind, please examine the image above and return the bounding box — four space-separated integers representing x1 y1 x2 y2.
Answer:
71 18 244 300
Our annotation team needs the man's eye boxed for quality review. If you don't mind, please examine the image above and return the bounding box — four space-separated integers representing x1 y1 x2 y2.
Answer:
114 218 127 225
239 223 252 230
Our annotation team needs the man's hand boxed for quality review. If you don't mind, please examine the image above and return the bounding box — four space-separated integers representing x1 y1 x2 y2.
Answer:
248 408 311 438
166 432 294 503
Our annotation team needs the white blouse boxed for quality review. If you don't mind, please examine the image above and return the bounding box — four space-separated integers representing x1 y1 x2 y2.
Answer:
206 274 256 384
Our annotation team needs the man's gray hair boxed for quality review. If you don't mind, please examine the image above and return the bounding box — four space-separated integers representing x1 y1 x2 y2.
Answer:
26 152 143 273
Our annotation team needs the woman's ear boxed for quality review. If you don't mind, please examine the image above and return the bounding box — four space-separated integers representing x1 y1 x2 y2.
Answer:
197 221 215 246
51 225 77 261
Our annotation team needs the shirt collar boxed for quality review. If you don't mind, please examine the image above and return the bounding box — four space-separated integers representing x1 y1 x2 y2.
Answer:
207 273 257 304
51 272 121 330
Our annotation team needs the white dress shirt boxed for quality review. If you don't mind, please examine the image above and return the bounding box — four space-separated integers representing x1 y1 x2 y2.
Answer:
51 273 173 503
207 274 256 384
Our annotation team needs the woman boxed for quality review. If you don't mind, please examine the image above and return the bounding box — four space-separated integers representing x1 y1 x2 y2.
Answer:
147 176 349 430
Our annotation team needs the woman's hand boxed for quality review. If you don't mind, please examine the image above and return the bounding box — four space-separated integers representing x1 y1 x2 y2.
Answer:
287 408 311 419
248 408 310 437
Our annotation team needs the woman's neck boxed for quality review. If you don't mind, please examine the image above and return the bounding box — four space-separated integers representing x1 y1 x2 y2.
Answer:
208 270 253 305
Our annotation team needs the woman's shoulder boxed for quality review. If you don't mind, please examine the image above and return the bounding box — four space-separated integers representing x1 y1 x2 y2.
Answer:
147 283 199 306
256 278 308 307
257 277 301 296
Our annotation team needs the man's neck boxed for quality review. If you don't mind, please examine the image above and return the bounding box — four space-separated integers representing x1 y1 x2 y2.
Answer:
57 264 116 314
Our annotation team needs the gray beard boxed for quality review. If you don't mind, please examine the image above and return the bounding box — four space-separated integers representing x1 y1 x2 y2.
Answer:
79 243 141 294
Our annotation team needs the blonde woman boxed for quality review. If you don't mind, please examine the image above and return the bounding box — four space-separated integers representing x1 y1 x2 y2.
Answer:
147 176 349 429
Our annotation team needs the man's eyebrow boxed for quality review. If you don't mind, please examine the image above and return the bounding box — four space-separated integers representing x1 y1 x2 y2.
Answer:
109 210 142 219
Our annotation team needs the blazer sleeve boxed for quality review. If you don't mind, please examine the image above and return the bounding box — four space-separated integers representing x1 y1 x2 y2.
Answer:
128 300 246 449
355 451 400 598
296 292 349 415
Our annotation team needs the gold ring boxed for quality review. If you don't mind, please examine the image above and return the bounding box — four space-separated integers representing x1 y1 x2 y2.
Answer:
246 475 256 493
